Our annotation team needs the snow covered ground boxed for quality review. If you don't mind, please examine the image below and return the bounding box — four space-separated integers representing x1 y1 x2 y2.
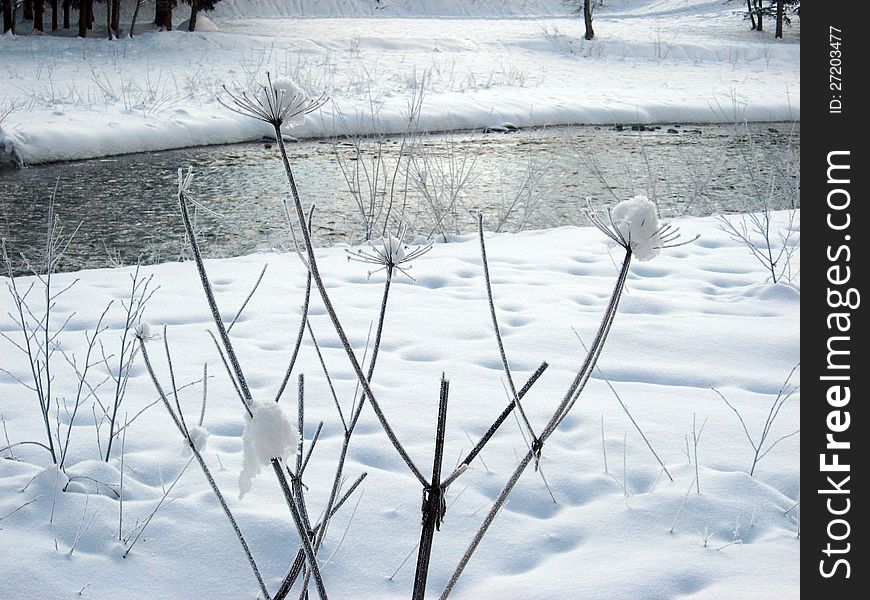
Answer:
0 0 799 165
0 211 800 599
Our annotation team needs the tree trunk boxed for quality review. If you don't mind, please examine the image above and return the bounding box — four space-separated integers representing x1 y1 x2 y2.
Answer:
188 1 198 32
63 0 69 29
754 0 763 32
51 0 57 30
33 0 43 31
745 0 756 30
111 0 119 34
24 0 33 20
88 0 94 29
155 1 172 30
583 0 594 40
130 0 141 36
78 0 86 36
775 0 784 39
3 0 12 33
105 0 111 38
3 0 13 34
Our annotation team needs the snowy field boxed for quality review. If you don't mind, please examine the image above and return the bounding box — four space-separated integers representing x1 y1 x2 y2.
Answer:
2 1 800 598
1 0 800 165
0 210 800 599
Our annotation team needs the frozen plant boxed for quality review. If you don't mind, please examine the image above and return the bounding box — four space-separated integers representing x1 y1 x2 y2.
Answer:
347 226 433 279
441 197 694 597
714 363 800 477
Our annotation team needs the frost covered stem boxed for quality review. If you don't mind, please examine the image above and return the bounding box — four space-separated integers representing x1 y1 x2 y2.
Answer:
271 459 329 600
275 473 368 599
137 338 269 600
441 361 548 489
314 268 392 555
178 188 254 416
440 250 633 599
282 265 394 598
272 124 426 486
274 209 315 404
478 212 537 442
412 376 450 600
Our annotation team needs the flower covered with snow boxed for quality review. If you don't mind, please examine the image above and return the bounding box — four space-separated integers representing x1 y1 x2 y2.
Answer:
587 195 696 261
220 73 327 128
238 400 299 499
134 321 157 342
347 226 433 280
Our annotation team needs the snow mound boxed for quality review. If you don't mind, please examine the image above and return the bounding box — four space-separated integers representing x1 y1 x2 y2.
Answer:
177 15 221 32
0 125 24 168
611 195 663 261
239 400 298 498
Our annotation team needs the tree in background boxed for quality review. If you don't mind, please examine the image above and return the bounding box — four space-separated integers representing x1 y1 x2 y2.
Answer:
75 0 94 37
184 0 221 32
3 0 12 33
769 0 799 39
563 0 601 41
735 0 798 37
154 0 175 31
32 0 42 31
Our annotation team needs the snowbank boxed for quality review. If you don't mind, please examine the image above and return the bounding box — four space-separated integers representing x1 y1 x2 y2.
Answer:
0 0 799 166
0 212 800 598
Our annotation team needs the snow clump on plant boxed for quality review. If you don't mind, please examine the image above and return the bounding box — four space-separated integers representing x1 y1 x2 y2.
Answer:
239 400 299 499
185 425 210 453
610 195 664 261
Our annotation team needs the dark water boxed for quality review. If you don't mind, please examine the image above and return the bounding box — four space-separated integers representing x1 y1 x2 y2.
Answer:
0 122 798 273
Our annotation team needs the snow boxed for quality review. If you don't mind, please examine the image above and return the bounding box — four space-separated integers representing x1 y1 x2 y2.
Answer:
0 0 799 165
0 212 800 599
239 400 299 499
177 15 221 33
383 232 406 264
186 424 211 453
611 195 662 261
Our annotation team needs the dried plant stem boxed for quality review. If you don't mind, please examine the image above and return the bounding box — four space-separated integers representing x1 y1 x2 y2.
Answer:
178 189 254 416
271 460 328 600
274 473 368 600
228 263 269 332
412 377 450 600
274 207 316 404
670 477 698 534
305 268 393 580
440 250 633 599
273 126 426 486
441 362 548 489
277 266 396 599
477 213 536 442
138 339 270 600
573 331 673 483
124 456 194 558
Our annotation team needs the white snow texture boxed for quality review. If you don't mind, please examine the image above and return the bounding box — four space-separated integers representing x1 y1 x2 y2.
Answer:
239 400 299 498
383 233 406 264
611 195 663 261
186 425 210 453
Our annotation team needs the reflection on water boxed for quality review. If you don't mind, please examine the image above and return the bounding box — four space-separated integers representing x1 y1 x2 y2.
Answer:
0 122 798 273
